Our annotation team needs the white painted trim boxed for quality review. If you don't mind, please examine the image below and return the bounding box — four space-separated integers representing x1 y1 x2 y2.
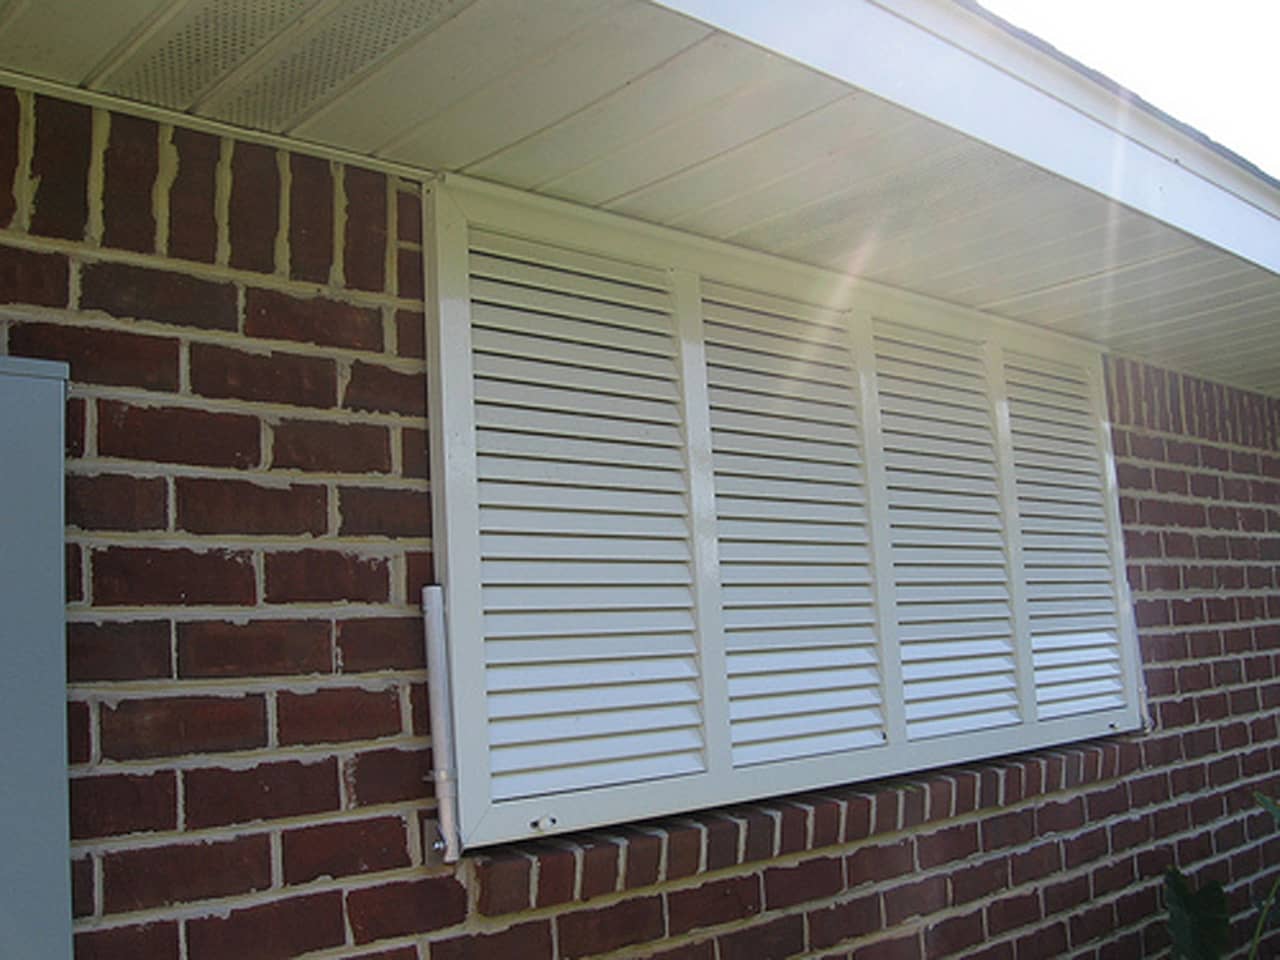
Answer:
670 268 734 777
650 0 1280 275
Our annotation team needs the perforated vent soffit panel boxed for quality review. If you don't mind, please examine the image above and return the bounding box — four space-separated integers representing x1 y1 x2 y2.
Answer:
84 0 474 129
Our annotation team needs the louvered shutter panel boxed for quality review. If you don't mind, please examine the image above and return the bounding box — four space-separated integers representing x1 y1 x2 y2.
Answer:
870 320 1021 740
1004 350 1127 719
428 182 1142 850
468 231 709 802
703 284 883 767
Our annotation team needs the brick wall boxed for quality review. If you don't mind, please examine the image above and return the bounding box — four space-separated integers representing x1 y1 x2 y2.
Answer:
1 82 1277 959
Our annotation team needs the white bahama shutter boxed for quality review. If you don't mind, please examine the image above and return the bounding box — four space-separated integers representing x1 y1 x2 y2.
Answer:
426 179 1143 851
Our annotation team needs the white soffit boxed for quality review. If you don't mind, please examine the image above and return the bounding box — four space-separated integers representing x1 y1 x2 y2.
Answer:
0 0 1276 393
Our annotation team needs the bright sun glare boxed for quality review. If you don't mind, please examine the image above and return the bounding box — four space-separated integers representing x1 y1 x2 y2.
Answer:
976 0 1280 180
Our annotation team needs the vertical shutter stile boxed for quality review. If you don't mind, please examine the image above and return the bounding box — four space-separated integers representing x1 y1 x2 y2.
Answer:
851 316 907 747
670 269 733 776
984 341 1038 725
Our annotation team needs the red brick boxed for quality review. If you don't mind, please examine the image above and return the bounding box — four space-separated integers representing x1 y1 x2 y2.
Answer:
76 922 179 960
70 772 177 839
66 395 86 458
345 747 431 806
398 246 424 299
68 701 90 764
764 855 843 909
396 308 426 359
917 822 978 868
534 842 576 907
1015 921 1069 960
338 616 426 672
405 548 435 599
1011 841 1062 884
177 477 326 535
273 418 391 473
557 895 664 960
67 473 167 531
718 914 804 960
623 829 663 889
30 96 90 239
81 262 238 329
808 893 880 950
101 694 266 760
580 838 620 899
1036 796 1085 834
102 113 158 252
104 835 270 913
1043 873 1090 915
289 153 333 283
190 342 337 408
278 686 401 745
856 934 922 960
0 87 16 226
184 758 339 829
884 875 946 925
848 838 912 885
0 243 69 306
345 359 427 416
178 618 332 678
68 619 171 681
347 876 467 942
669 874 760 934
1070 902 1115 946
397 189 422 244
245 286 382 351
99 400 259 468
340 486 430 537
474 850 533 915
187 891 345 960
71 855 93 918
13 322 178 391
987 891 1041 935
66 542 83 602
432 921 553 960
282 815 410 884
265 549 388 603
93 545 256 606
952 858 1008 905
345 166 387 292
167 127 219 262
228 141 278 273
705 814 739 870
665 823 701 880
925 911 984 957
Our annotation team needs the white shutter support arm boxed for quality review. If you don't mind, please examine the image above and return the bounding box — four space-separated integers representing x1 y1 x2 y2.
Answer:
423 585 462 862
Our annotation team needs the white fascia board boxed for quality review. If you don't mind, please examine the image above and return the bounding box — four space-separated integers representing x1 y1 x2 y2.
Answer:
650 0 1280 276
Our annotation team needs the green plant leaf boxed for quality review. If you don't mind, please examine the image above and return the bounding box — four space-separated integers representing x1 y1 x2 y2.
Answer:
1166 867 1230 960
1255 792 1280 828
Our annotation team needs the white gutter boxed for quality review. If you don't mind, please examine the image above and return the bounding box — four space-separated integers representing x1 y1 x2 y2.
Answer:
422 585 462 862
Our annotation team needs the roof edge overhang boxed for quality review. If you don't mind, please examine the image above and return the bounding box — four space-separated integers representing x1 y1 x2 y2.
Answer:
652 0 1280 277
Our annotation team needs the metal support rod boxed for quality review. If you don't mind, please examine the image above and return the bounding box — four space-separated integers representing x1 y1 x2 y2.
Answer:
422 585 461 862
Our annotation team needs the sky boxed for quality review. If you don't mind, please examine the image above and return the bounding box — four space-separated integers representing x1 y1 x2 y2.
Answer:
976 1 1280 180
